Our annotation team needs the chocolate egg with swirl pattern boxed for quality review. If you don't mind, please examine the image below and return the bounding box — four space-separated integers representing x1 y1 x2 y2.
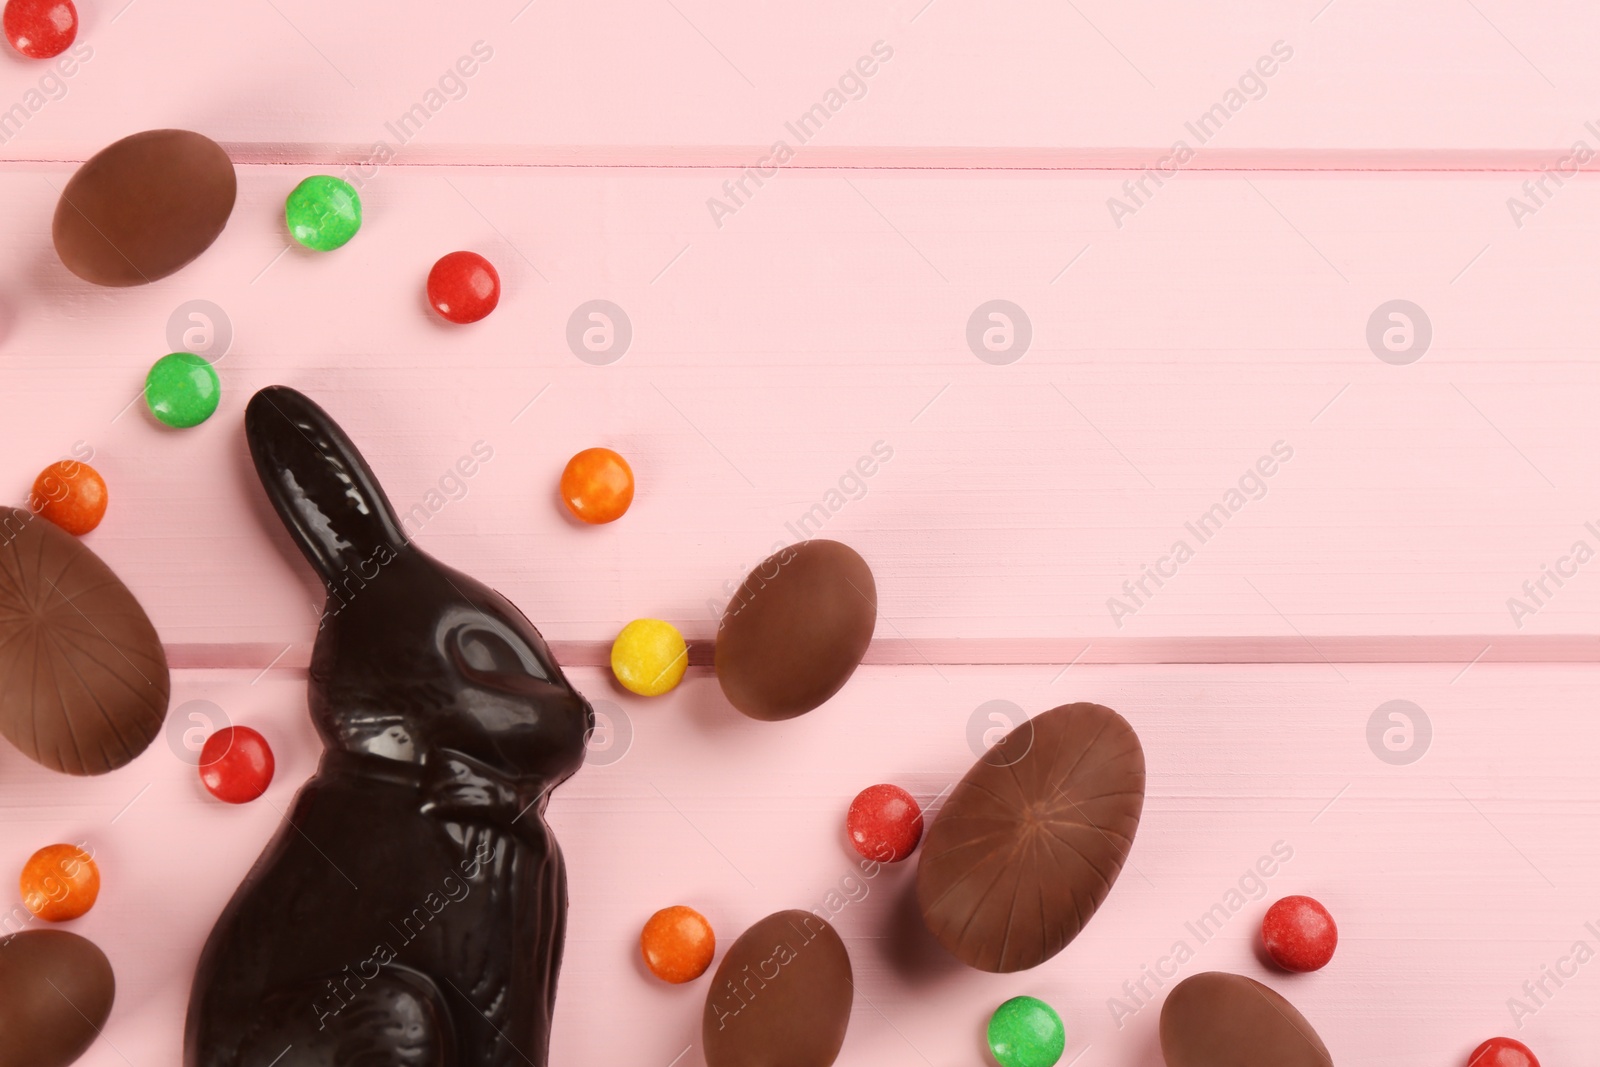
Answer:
0 508 169 773
916 701 1145 972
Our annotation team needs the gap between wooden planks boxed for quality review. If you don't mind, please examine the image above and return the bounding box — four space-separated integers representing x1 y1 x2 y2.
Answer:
164 634 1600 672
6 145 1600 172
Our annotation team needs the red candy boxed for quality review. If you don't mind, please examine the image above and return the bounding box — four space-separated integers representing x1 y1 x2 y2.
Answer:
427 251 500 324
846 783 923 863
1469 1038 1539 1067
199 726 275 804
1261 894 1338 972
3 0 76 59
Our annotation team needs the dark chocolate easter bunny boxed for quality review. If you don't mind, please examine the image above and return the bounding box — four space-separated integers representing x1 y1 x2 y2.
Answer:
186 387 593 1067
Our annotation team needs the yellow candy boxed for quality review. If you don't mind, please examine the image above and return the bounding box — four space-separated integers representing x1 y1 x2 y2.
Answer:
611 619 688 696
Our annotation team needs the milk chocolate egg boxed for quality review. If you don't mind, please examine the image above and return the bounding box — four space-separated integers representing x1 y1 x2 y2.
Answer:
1160 972 1333 1067
917 702 1144 972
703 910 852 1067
53 129 236 286
0 930 115 1067
0 508 169 773
715 540 875 721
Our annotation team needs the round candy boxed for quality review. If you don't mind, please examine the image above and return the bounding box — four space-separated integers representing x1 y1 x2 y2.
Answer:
4 0 76 58
146 352 220 428
611 619 687 697
560 447 634 524
1469 1038 1539 1067
199 726 275 804
285 175 361 251
640 905 716 984
1261 895 1337 972
427 251 500 324
847 783 923 862
20 844 98 922
988 996 1065 1067
30 460 106 536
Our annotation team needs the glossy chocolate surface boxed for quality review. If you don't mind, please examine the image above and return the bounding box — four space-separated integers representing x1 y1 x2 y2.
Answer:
702 910 853 1067
1160 971 1334 1067
0 507 169 775
715 539 876 721
185 387 593 1067
917 702 1145 972
53 129 236 286
0 929 115 1067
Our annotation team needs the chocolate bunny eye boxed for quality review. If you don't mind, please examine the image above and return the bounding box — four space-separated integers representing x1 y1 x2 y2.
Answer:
454 623 549 682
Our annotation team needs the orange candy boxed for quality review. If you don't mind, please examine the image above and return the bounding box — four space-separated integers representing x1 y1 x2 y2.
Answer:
31 460 107 535
20 844 99 922
560 447 634 524
640 904 715 983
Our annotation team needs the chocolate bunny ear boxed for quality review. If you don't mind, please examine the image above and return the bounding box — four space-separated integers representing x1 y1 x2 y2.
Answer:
245 386 409 585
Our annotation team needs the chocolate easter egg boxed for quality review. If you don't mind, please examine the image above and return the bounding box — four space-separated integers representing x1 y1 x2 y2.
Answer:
715 540 875 721
0 930 115 1067
0 508 169 773
702 910 852 1067
917 702 1144 972
1160 972 1333 1067
53 129 236 286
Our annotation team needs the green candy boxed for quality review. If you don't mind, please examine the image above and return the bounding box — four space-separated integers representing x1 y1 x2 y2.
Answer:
987 996 1065 1067
285 175 362 251
145 352 220 428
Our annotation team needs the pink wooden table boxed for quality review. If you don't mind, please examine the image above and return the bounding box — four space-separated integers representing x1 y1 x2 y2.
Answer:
2 0 1598 1064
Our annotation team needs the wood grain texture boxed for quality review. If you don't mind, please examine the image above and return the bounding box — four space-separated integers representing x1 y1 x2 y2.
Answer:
0 0 1597 154
0 3 1591 1064
3 663 1593 1067
1 167 1597 644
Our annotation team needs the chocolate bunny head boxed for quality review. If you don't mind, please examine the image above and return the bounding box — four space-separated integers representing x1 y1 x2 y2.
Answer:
245 386 593 788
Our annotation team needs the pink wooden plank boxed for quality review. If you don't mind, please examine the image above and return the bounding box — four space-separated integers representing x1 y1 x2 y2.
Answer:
4 165 1600 644
0 0 1595 155
3 663 1591 1067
